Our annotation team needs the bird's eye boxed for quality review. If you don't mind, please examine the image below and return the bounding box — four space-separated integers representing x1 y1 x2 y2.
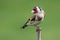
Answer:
39 7 42 11
40 9 41 11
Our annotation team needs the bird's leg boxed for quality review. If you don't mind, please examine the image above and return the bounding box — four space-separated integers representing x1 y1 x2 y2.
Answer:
36 26 42 40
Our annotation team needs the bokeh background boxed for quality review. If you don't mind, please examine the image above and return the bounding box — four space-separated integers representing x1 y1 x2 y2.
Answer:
0 0 60 40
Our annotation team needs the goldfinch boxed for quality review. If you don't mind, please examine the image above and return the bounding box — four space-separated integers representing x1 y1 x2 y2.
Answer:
22 6 45 29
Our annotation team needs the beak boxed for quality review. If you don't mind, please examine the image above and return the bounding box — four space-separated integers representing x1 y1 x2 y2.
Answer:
32 10 34 13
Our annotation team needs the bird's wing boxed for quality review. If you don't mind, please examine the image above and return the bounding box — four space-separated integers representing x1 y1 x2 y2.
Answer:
28 15 42 22
24 15 42 26
29 15 36 21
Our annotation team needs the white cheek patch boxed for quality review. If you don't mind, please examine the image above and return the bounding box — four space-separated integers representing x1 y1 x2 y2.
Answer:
36 6 40 12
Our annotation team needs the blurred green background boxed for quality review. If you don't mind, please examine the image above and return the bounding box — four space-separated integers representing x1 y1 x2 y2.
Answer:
0 0 60 40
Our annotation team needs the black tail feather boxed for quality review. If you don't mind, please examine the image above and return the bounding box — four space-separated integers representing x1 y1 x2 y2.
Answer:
22 24 27 29
22 19 29 29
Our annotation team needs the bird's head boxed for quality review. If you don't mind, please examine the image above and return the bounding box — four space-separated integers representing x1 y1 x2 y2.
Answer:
32 6 42 14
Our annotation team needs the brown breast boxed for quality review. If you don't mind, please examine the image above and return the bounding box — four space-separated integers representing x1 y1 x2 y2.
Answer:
37 16 42 21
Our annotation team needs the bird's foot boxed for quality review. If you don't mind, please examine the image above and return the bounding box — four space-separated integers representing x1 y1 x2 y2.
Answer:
36 26 42 32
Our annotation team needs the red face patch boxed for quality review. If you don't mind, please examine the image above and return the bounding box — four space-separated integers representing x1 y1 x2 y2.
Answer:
33 7 38 13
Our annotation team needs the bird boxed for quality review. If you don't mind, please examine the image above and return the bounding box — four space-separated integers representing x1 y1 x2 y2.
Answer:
22 6 45 29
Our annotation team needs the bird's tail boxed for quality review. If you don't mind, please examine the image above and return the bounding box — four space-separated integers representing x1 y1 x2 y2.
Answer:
22 24 27 29
22 19 29 29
